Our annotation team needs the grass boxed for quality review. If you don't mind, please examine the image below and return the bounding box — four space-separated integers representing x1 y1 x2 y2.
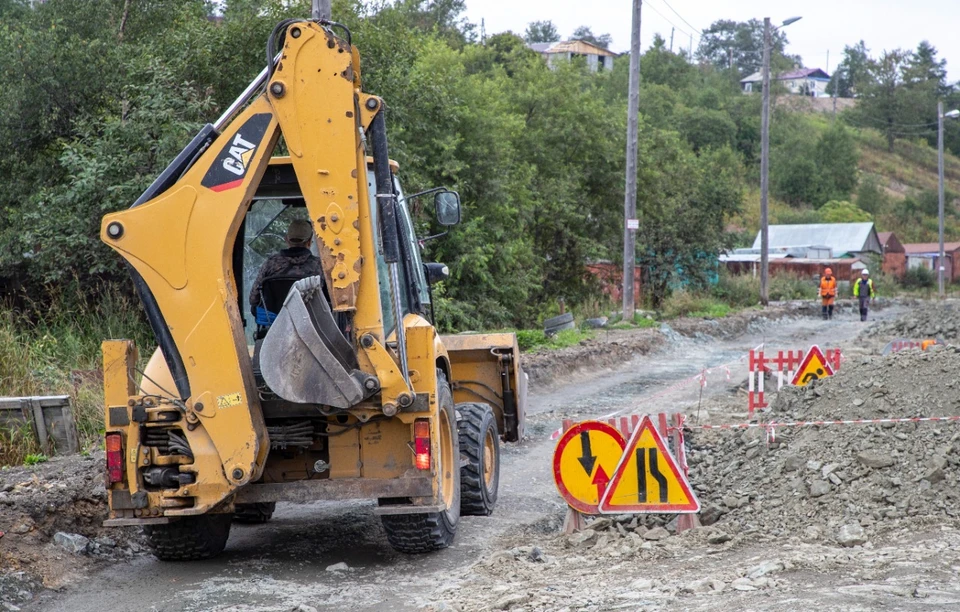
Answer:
662 292 735 319
0 284 151 466
515 328 593 352
23 453 48 466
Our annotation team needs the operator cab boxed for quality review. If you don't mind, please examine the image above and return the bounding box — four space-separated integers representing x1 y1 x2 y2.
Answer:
240 156 456 346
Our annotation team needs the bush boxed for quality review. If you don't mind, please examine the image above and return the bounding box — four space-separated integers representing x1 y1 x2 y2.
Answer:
712 271 759 307
902 266 935 289
768 273 818 301
0 284 150 465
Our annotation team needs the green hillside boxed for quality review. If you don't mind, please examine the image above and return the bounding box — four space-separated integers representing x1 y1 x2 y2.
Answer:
733 109 960 245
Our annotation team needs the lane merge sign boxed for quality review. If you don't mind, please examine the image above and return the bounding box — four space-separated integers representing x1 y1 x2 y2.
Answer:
790 345 834 387
598 415 700 514
553 421 626 514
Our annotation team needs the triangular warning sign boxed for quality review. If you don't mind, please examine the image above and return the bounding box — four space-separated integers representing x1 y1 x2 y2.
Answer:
598 415 700 514
790 345 834 387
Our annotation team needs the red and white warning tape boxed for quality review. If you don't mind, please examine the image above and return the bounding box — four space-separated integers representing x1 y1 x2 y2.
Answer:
549 343 764 440
694 415 960 443
696 415 960 430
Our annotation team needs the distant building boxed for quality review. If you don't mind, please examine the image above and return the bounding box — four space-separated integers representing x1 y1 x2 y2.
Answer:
740 67 832 98
903 242 960 282
752 222 882 259
722 222 879 285
878 231 906 278
528 40 617 72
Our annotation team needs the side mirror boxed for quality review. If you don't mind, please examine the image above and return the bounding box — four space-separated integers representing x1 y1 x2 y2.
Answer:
424 262 450 285
434 190 461 226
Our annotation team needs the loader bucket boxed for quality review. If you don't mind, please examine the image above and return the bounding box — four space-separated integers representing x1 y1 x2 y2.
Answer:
259 276 370 408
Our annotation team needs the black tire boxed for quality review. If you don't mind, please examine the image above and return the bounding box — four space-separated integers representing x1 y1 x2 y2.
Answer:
233 502 276 524
143 514 232 561
544 320 576 336
543 312 574 328
381 376 461 554
457 402 500 516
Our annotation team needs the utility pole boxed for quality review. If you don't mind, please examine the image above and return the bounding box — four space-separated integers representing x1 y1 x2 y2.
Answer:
669 27 674 52
939 100 946 298
689 33 693 60
760 17 771 306
622 0 642 321
938 104 960 297
312 0 331 20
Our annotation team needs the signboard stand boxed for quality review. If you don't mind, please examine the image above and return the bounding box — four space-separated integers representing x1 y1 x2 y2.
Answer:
555 413 700 533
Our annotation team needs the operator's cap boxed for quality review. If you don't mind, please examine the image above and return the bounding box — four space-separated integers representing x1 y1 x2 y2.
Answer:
861 269 870 275
286 219 313 245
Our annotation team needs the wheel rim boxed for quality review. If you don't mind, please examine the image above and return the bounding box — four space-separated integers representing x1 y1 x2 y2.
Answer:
439 408 455 509
483 428 496 490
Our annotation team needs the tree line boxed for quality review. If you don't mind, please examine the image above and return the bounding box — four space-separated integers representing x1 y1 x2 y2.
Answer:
0 1 953 330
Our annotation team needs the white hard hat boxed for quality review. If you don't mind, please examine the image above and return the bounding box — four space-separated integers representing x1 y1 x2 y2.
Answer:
861 269 869 275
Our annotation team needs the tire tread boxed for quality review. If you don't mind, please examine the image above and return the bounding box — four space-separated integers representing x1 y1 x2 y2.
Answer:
143 514 232 561
457 402 499 516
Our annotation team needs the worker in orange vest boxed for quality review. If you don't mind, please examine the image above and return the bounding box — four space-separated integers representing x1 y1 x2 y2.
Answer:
818 267 837 320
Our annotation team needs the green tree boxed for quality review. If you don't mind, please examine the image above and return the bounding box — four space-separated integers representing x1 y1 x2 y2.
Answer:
571 25 612 49
818 200 872 223
523 20 558 43
696 19 790 78
641 34 696 88
827 41 870 97
677 108 737 153
904 40 949 97
855 174 891 215
814 123 859 202
636 134 743 308
853 49 932 152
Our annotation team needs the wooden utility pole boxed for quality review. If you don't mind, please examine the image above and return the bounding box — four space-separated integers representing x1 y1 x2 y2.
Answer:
622 0 642 321
312 0 331 19
669 27 674 52
760 17 771 306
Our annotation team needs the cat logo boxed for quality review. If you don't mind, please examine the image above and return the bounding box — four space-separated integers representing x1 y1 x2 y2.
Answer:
222 134 257 177
201 113 273 192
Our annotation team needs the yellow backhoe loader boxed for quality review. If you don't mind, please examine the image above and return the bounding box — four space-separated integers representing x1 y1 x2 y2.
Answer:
98 17 526 560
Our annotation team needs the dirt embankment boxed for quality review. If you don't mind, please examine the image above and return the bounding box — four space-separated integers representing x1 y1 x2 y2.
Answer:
522 305 803 387
0 453 143 609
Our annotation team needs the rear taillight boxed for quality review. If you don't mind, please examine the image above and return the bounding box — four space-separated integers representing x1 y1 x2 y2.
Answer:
106 433 124 484
414 419 430 470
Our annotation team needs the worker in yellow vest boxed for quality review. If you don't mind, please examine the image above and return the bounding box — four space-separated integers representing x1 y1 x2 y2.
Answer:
853 269 876 322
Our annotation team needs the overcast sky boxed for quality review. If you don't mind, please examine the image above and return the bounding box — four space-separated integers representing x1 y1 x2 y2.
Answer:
463 0 960 83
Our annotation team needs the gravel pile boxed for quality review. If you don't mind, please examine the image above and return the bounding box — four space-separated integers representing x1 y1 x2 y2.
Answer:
0 452 143 609
866 300 960 341
688 344 960 543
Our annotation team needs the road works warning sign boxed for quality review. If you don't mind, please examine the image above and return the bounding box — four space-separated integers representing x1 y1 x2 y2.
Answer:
790 345 835 387
598 415 699 514
553 421 626 514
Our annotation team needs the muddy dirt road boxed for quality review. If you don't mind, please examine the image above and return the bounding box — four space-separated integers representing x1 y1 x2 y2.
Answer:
31 306 942 612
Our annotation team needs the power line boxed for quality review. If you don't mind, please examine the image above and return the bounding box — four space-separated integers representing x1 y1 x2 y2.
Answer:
655 0 701 35
843 115 938 129
643 0 697 48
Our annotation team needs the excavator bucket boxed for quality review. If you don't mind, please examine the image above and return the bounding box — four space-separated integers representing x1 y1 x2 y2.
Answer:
259 276 371 407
